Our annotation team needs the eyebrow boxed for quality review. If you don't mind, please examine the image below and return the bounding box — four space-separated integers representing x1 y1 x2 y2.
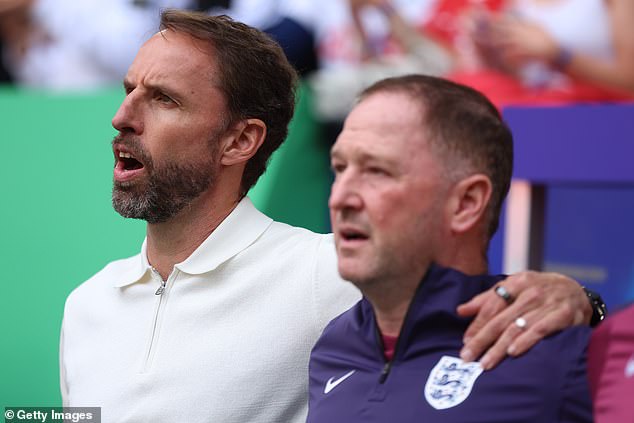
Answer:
122 78 181 102
331 147 398 167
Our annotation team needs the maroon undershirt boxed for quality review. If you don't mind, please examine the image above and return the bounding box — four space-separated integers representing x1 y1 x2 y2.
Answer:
382 334 398 361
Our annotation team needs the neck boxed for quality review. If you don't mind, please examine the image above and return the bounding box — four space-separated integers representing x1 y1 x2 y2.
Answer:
364 271 426 338
434 231 488 276
373 299 413 338
145 188 241 280
367 235 489 338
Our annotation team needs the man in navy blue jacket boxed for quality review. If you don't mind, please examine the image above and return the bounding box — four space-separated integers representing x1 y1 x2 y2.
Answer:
307 75 592 422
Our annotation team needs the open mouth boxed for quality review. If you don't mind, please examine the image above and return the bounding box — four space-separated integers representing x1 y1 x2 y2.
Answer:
114 149 146 182
118 151 144 171
340 228 369 242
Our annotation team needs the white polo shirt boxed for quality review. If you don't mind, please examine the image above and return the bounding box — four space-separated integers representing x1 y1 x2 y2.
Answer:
60 197 360 422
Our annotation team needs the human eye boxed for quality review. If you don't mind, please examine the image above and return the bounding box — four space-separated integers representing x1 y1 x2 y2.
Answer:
123 83 134 96
331 159 346 175
366 165 389 177
154 90 176 104
331 164 347 177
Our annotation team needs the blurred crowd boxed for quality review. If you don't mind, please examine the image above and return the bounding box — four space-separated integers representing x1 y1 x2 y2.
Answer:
1 0 633 113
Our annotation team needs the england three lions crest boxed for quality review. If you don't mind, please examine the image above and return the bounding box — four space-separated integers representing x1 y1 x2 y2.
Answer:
424 355 484 410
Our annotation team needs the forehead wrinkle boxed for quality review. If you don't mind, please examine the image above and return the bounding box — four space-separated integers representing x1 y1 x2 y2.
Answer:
335 91 435 166
158 28 221 85
125 45 221 109
137 31 218 82
332 132 402 170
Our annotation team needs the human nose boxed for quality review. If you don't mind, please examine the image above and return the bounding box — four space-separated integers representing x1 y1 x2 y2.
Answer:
111 91 144 134
328 170 363 213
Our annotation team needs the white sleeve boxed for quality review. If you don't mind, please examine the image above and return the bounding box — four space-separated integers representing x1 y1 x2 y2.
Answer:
59 319 69 406
312 234 361 331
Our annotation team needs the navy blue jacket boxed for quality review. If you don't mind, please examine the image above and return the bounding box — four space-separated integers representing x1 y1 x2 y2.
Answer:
307 264 592 423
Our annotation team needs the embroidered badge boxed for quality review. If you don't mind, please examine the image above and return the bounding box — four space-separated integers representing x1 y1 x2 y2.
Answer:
424 355 484 410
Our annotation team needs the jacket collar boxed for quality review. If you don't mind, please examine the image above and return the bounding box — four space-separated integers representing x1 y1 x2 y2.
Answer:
113 197 272 287
359 264 506 360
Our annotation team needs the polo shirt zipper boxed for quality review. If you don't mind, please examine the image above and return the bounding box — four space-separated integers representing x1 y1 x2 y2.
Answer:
155 279 167 295
141 268 177 373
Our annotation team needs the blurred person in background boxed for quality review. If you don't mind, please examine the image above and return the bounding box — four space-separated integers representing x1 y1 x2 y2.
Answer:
193 0 319 75
0 0 32 83
588 301 634 422
451 0 634 106
308 0 511 122
0 40 10 82
1 0 190 91
3 0 320 90
311 0 634 119
309 0 454 122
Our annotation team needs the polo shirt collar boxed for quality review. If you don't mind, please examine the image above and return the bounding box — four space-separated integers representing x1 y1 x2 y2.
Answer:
114 197 273 287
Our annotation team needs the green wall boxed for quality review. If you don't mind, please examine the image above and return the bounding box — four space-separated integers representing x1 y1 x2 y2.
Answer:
0 84 330 406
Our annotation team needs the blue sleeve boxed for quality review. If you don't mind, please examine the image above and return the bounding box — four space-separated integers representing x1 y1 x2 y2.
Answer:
559 327 594 423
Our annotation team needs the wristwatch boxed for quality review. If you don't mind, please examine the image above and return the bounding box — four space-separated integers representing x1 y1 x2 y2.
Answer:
583 287 607 327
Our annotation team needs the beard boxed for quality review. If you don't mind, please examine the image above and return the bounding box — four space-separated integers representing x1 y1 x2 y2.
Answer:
112 135 218 224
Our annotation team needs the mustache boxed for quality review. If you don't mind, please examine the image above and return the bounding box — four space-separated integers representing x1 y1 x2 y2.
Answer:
332 212 370 231
112 134 152 166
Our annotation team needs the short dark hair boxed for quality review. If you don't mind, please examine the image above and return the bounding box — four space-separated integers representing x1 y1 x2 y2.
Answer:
160 9 298 196
360 74 513 242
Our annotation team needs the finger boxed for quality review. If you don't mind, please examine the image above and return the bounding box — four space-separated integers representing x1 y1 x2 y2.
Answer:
508 304 585 356
477 286 569 368
500 271 532 294
456 290 488 317
461 285 540 362
460 310 507 363
506 316 549 357
478 311 537 370
459 289 507 343
460 298 513 362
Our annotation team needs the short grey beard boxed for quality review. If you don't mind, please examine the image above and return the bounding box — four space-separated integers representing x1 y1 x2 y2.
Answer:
112 160 216 224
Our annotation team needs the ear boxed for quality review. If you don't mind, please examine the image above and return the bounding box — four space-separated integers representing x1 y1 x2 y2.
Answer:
220 118 267 166
446 174 492 234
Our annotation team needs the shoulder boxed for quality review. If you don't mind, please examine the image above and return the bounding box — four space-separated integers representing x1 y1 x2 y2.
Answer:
532 325 592 363
525 325 592 396
255 223 350 296
312 301 365 354
481 326 592 421
322 302 362 333
261 220 331 251
494 325 591 387
249 221 338 276
64 254 141 310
